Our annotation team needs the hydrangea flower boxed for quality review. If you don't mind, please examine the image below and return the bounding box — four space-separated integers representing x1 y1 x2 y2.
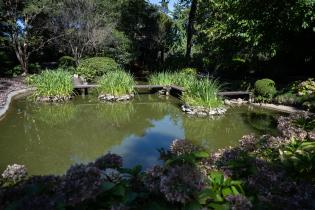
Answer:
94 153 123 169
159 165 205 204
170 139 200 156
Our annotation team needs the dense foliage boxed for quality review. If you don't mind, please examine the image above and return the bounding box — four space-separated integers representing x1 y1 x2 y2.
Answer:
77 57 120 82
97 70 135 96
27 70 73 99
254 79 277 102
182 78 223 109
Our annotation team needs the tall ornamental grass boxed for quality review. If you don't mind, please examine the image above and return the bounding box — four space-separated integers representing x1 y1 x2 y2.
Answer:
148 71 177 86
182 79 223 109
29 70 73 97
97 70 135 96
149 71 197 88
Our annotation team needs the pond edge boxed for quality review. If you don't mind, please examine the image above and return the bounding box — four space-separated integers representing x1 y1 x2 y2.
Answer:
0 88 35 120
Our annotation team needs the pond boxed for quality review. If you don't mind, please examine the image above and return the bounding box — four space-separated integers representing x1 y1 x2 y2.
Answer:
0 94 282 175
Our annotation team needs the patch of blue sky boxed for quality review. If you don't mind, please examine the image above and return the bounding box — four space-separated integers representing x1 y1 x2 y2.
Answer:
147 0 178 11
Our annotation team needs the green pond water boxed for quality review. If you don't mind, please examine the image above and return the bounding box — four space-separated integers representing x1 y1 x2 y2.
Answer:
0 94 282 175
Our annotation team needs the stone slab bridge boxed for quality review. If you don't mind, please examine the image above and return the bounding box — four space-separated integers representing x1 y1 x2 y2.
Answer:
72 77 253 102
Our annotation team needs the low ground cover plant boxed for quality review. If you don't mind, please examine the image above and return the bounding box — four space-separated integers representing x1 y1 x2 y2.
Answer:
97 70 135 96
27 69 73 99
275 78 315 111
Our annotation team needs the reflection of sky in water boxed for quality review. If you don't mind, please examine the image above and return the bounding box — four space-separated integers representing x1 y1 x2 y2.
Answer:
110 115 184 169
0 94 282 175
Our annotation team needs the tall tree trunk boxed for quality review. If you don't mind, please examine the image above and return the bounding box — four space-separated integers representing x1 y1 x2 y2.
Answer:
186 0 198 63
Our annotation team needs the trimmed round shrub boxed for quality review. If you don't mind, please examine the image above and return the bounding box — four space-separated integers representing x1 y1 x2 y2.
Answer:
254 79 277 101
77 57 119 82
58 56 76 67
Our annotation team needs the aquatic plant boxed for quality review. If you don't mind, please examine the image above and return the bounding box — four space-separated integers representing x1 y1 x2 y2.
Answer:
28 69 73 98
97 70 135 96
181 78 223 109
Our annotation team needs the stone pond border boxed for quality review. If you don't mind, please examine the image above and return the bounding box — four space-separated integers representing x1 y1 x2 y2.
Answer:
0 88 35 120
251 103 308 114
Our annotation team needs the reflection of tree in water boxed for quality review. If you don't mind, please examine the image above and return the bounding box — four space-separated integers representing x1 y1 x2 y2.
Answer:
182 107 279 151
32 103 77 126
182 114 244 151
95 102 135 126
241 109 279 136
150 101 182 125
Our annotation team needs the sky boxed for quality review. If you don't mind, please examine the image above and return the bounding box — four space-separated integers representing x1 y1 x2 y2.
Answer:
148 0 177 11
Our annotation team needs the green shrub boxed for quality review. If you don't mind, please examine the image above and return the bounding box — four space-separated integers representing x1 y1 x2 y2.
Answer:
59 56 76 67
29 69 73 97
97 70 135 96
182 79 223 109
180 67 198 76
254 79 277 102
77 57 119 82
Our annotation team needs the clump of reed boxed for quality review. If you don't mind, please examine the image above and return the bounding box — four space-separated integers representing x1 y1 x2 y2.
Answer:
97 70 135 96
28 69 73 98
182 78 223 109
148 71 196 88
149 71 223 109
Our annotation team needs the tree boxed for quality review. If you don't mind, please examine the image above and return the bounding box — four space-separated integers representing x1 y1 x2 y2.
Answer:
185 0 198 62
52 0 116 65
0 0 53 74
195 0 315 76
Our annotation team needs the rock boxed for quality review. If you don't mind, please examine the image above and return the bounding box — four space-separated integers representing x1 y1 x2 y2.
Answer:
224 99 231 105
36 95 72 102
181 104 227 117
2 164 28 183
98 93 134 102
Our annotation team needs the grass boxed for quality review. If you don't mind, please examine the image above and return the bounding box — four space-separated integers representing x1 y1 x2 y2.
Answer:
97 70 135 96
149 71 223 109
148 71 196 88
148 71 177 86
181 78 223 109
28 69 73 97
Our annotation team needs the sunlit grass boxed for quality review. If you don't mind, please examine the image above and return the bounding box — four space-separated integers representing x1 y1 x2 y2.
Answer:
149 71 223 109
148 71 196 88
97 70 135 96
181 79 223 109
28 69 73 97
